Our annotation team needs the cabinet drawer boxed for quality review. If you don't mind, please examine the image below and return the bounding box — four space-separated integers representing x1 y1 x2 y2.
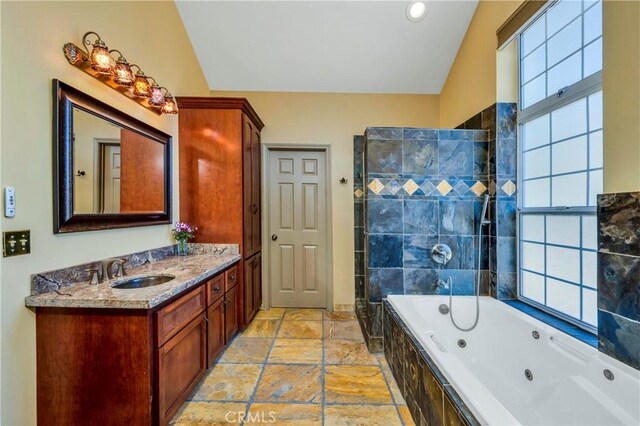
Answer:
225 265 239 292
206 274 225 306
156 286 206 346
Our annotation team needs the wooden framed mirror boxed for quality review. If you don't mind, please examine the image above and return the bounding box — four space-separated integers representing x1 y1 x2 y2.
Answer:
52 79 172 233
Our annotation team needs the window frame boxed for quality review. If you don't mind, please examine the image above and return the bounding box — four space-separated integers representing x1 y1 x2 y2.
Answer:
515 0 602 334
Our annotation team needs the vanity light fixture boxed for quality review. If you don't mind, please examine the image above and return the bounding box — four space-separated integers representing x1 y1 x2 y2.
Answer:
407 1 427 22
111 51 134 87
132 68 151 98
84 32 114 74
148 79 166 106
160 91 179 115
63 31 177 115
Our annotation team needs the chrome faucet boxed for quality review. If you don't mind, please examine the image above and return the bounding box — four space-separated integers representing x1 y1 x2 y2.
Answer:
103 258 127 280
86 258 128 284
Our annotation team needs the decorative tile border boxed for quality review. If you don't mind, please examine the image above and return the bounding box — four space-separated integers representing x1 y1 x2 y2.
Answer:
367 177 489 197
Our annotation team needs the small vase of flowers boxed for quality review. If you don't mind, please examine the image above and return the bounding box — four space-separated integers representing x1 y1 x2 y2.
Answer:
172 221 197 256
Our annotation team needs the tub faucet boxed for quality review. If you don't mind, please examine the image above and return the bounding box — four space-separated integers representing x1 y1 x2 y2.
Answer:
436 277 451 290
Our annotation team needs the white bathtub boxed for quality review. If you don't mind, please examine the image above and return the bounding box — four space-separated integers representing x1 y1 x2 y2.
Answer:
387 295 640 426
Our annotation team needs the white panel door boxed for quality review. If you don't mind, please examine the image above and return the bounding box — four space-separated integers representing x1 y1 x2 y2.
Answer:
103 144 121 213
269 150 327 308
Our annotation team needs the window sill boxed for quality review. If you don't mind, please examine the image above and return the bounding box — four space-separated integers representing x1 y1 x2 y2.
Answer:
503 300 597 347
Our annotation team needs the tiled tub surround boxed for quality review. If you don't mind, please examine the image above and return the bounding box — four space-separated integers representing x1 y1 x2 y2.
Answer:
25 243 240 309
384 296 640 426
597 192 640 369
458 103 518 299
172 308 415 425
383 300 478 426
361 127 491 352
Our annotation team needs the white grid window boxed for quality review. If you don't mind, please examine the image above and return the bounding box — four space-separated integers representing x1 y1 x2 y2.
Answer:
517 0 602 332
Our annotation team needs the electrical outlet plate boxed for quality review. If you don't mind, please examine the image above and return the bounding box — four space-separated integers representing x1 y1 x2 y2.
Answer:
3 230 30 257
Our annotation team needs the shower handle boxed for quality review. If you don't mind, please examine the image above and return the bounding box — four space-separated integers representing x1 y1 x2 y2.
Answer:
431 244 452 265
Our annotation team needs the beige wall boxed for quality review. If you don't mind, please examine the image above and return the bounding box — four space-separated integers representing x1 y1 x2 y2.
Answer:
439 0 523 127
0 1 209 423
212 91 440 308
603 0 640 193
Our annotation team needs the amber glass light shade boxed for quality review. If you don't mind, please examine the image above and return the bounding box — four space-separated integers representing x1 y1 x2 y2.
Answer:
148 84 165 106
133 73 151 97
161 95 178 115
112 59 134 86
90 43 114 74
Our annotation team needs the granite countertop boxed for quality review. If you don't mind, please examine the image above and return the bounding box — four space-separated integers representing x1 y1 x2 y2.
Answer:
25 250 241 310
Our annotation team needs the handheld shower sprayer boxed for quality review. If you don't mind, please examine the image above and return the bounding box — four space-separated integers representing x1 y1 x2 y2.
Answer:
448 193 491 332
480 194 491 226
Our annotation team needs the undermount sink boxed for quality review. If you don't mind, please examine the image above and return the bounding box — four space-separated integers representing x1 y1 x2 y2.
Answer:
112 275 175 289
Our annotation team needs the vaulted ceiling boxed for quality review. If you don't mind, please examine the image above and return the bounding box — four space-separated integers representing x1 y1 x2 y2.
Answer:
177 1 478 94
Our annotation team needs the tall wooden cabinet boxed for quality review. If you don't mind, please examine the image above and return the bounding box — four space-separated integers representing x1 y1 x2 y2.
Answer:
177 97 264 327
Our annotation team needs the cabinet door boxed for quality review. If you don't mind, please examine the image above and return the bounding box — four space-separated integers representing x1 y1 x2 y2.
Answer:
252 253 262 312
251 126 262 253
243 258 255 324
207 297 225 367
224 285 239 342
242 115 254 256
158 314 206 425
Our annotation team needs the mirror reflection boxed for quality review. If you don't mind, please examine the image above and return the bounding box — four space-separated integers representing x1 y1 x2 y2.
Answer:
72 107 165 214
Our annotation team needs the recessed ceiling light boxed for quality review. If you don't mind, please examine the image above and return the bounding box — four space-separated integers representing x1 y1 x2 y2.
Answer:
407 1 427 22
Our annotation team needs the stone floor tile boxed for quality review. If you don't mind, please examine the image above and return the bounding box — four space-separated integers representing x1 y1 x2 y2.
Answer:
379 362 406 405
324 320 365 341
268 339 323 364
325 339 379 365
283 308 324 321
398 405 416 425
324 404 402 425
324 365 393 404
255 308 286 320
324 311 357 321
277 320 323 339
189 363 262 402
247 403 322 425
254 364 322 403
242 319 281 337
218 337 273 364
170 401 247 425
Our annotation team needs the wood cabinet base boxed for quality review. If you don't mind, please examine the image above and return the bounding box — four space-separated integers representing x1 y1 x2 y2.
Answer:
35 263 240 426
36 308 154 426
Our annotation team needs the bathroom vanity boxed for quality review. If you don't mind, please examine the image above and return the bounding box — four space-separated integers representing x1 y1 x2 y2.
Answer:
26 247 241 426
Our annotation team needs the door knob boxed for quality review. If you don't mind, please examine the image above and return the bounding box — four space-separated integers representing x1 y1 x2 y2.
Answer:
271 234 278 241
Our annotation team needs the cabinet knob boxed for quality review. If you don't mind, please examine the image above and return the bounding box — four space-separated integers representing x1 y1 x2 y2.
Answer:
271 234 278 241
213 285 221 292
252 204 258 214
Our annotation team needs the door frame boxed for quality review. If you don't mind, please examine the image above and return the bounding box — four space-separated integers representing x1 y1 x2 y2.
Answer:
262 144 333 311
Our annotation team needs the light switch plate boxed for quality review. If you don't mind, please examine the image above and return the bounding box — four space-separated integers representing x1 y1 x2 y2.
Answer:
3 230 30 257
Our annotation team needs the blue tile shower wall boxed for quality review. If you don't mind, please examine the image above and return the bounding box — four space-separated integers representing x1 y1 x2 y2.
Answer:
597 192 640 369
354 136 365 303
458 103 518 299
364 127 491 311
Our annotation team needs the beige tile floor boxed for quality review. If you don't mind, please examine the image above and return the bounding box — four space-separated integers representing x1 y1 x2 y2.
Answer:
171 308 414 425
